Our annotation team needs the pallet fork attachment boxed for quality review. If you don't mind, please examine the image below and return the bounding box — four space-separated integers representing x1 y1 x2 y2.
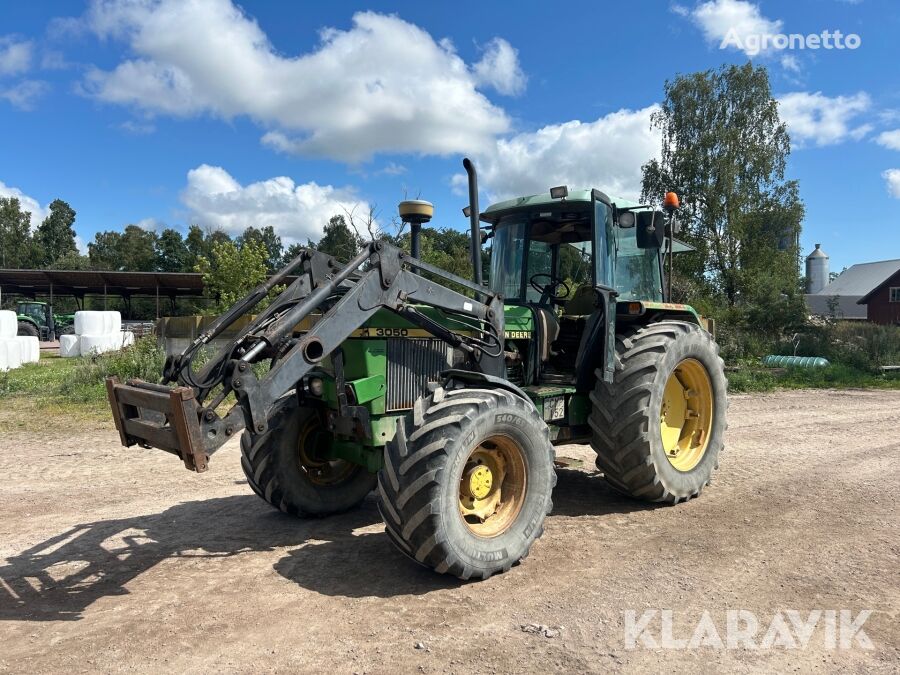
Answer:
106 376 209 472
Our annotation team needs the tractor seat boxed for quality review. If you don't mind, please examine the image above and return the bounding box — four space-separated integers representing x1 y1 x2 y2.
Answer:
531 306 560 362
563 285 597 316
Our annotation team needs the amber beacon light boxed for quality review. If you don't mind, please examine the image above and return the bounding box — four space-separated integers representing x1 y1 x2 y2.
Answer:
663 191 680 211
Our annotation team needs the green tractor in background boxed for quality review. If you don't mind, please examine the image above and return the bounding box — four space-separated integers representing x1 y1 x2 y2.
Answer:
107 159 727 581
16 301 75 340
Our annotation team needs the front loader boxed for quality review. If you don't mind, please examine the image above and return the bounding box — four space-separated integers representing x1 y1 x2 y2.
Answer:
107 159 727 580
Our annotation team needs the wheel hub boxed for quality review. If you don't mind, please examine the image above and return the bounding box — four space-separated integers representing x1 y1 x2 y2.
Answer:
297 416 355 486
465 464 494 499
458 437 527 538
660 358 714 472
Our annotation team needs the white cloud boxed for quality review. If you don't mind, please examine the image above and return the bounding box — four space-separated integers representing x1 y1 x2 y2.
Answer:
180 165 371 244
778 91 872 147
135 217 163 231
0 180 50 228
780 54 801 74
74 235 88 255
78 2 515 161
457 105 660 202
119 119 156 135
0 80 49 110
472 38 526 96
689 0 783 57
876 129 900 151
883 169 900 198
0 36 32 76
377 162 407 176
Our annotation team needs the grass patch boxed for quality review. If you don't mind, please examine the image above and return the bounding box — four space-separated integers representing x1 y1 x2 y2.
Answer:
0 337 167 431
727 362 900 393
1 334 898 432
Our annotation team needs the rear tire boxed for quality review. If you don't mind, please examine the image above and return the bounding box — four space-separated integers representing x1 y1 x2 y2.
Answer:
240 398 376 517
378 387 556 580
589 321 727 503
17 322 39 338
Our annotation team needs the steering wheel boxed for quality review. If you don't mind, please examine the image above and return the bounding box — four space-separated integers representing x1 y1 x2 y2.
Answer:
529 273 571 305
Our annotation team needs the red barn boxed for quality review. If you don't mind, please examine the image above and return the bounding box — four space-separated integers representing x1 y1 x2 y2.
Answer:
858 267 900 325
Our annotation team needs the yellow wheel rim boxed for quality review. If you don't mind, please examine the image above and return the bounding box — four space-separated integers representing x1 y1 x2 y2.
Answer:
297 415 356 486
660 358 714 472
458 436 527 538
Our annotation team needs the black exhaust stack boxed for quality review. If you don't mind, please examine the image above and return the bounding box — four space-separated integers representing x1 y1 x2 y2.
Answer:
463 158 483 286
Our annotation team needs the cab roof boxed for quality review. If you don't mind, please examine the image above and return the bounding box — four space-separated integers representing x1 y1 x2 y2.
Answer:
481 189 641 223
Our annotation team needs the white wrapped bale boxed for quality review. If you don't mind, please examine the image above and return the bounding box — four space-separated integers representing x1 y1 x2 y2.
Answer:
0 338 22 371
107 331 135 350
59 334 80 357
74 311 106 336
15 335 39 363
104 311 122 334
0 310 17 339
79 334 115 355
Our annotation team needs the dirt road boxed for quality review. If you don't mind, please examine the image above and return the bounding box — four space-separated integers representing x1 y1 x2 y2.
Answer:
1 389 898 673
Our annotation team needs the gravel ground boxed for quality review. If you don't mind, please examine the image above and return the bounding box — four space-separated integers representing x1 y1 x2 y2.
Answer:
0 389 898 673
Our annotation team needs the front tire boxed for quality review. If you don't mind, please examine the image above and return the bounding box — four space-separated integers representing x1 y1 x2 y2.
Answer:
589 321 727 503
240 398 376 517
17 322 39 338
378 387 556 580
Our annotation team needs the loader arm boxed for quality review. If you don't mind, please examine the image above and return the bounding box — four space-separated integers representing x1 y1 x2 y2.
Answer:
106 241 504 472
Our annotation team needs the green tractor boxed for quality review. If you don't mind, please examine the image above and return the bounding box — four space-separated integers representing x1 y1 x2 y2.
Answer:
15 301 75 340
107 159 726 580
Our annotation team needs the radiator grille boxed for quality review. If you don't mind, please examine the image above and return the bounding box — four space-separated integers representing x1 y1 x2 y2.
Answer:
386 339 450 411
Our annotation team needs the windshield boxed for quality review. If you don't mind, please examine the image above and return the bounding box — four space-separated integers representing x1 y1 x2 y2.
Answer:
20 303 44 323
491 219 527 300
614 225 662 301
490 210 593 303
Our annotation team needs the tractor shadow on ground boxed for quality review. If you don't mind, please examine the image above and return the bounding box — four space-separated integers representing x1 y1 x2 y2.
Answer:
548 467 665 518
0 492 383 622
273 467 663 598
0 469 662 618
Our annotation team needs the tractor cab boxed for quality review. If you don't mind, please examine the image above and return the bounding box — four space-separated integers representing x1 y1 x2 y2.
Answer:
483 189 679 389
16 301 54 340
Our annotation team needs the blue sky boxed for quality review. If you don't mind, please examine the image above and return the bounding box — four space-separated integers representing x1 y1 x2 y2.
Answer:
1 0 899 272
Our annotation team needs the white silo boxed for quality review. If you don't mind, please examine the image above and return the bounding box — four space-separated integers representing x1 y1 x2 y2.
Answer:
806 244 829 293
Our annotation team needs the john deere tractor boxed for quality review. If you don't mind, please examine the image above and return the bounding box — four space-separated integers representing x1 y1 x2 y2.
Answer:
16 301 75 340
107 159 726 580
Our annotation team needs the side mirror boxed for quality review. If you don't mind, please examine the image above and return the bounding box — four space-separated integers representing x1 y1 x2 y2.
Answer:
617 211 635 228
635 210 666 249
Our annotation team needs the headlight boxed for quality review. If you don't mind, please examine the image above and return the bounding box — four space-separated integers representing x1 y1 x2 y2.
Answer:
308 377 324 397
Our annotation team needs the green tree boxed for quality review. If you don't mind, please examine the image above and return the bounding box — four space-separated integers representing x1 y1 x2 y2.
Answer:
88 230 123 270
237 225 283 271
49 251 92 270
283 242 305 264
155 228 191 272
185 224 211 268
87 224 158 271
311 215 361 262
195 239 269 310
34 199 78 267
119 224 158 271
0 197 36 268
641 63 804 334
